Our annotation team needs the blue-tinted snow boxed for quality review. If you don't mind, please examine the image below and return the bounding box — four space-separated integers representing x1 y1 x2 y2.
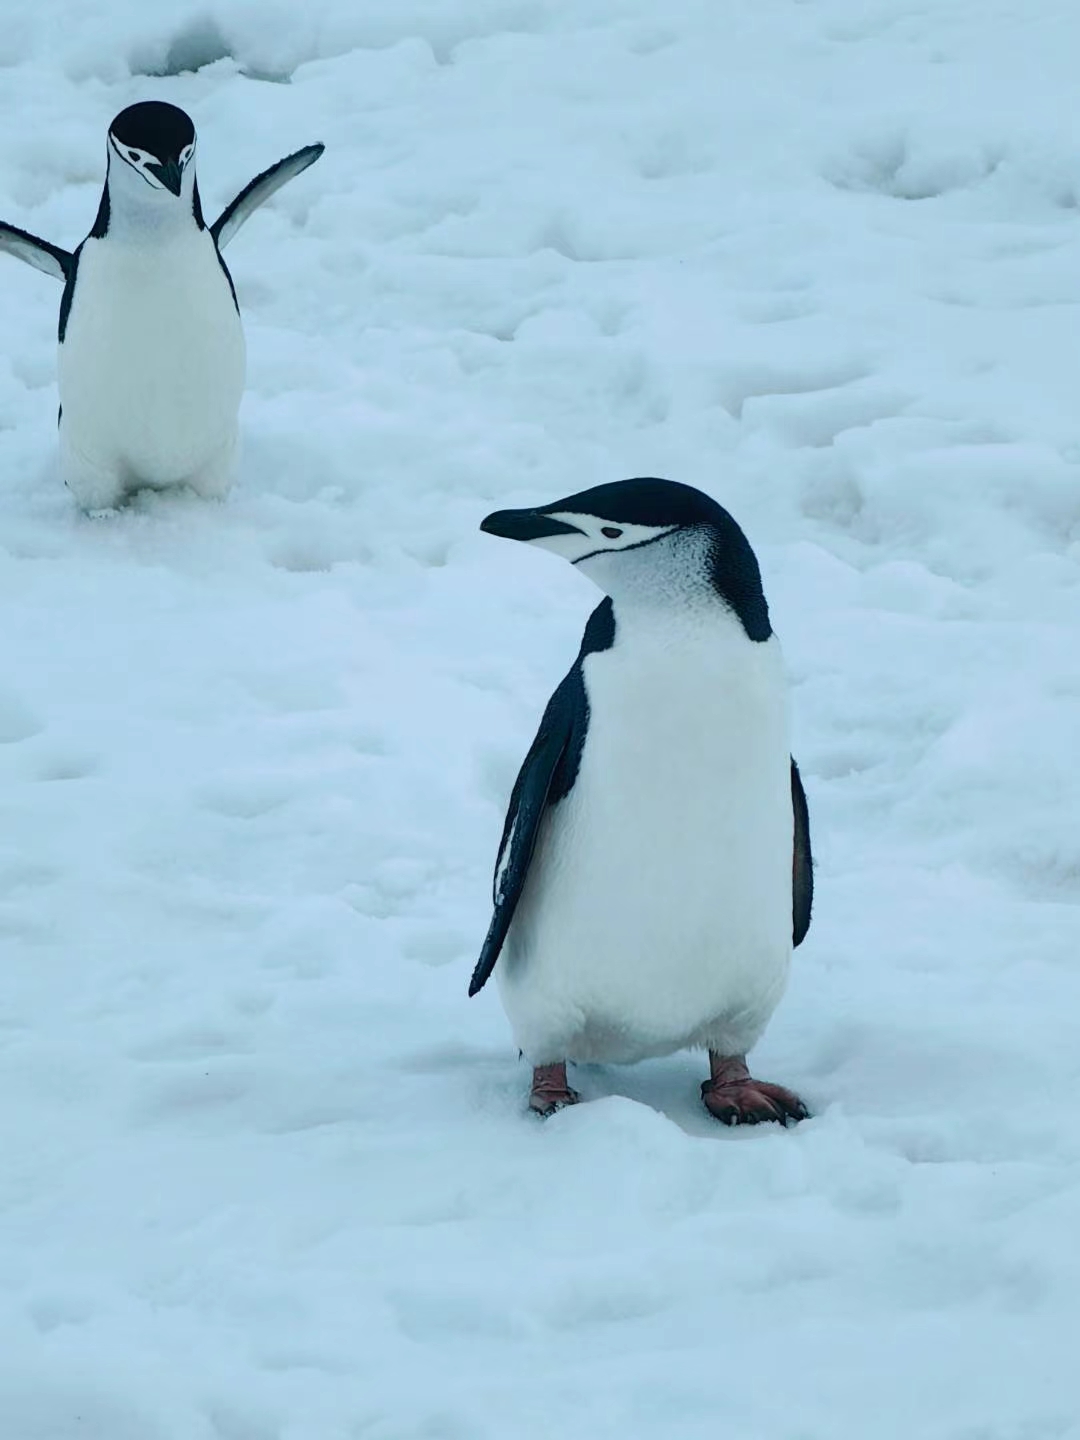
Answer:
0 2 1078 1436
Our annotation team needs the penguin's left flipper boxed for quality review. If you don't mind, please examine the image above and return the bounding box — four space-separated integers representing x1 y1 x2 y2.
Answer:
468 671 581 998
211 143 325 251
791 757 813 947
0 222 72 281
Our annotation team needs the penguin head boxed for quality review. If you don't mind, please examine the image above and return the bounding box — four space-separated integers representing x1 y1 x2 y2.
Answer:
107 102 197 203
481 478 771 640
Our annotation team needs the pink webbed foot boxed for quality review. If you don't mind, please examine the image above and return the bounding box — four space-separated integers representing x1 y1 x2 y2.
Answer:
529 1062 580 1117
701 1053 808 1127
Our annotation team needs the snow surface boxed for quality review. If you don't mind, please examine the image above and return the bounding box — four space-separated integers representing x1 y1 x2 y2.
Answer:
1 0 1079 1435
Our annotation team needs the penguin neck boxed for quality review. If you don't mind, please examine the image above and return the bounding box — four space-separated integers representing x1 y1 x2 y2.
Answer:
579 527 772 643
607 588 750 650
92 163 205 246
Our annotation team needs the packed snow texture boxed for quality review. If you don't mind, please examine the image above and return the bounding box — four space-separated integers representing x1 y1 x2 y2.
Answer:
0 1 1079 1436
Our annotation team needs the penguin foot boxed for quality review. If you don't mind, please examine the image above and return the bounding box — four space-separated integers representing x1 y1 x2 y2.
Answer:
702 1053 808 1127
529 1062 580 1118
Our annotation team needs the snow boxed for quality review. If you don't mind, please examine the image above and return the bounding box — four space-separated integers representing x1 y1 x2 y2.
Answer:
0 0 1079 1434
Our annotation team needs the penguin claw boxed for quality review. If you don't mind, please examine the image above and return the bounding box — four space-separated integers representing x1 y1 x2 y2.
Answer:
528 1062 580 1117
529 1087 581 1118
701 1068 808 1128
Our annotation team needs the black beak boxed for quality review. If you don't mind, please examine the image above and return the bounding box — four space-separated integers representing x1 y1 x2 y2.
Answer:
148 158 184 196
480 508 583 542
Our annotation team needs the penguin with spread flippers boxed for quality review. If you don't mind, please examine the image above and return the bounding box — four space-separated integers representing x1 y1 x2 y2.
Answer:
471 478 813 1123
0 101 323 510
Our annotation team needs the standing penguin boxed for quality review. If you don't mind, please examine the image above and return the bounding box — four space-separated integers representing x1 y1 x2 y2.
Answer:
471 478 813 1123
0 101 323 510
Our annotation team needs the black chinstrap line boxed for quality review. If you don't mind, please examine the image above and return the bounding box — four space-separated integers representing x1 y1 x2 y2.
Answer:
570 525 680 566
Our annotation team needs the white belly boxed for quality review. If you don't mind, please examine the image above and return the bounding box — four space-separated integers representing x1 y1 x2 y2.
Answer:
497 621 793 1065
58 233 245 493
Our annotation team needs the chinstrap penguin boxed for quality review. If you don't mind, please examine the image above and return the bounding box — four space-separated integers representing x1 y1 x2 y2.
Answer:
0 101 323 510
472 478 813 1123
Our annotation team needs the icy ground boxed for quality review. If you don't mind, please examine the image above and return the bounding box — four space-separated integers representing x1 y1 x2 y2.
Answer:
0 1 1079 1435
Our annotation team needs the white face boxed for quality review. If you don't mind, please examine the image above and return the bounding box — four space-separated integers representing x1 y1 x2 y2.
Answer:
524 513 725 609
108 133 195 191
526 512 680 566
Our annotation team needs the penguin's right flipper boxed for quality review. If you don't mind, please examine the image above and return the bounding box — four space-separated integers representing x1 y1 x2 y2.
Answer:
791 757 813 947
0 222 72 281
210 143 325 252
467 673 579 998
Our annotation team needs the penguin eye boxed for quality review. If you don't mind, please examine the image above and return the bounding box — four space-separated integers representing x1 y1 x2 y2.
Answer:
127 150 141 162
601 526 623 539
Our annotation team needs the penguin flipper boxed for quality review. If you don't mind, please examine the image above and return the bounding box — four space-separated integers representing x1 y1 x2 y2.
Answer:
0 222 72 281
467 674 579 998
210 143 325 251
791 757 813 947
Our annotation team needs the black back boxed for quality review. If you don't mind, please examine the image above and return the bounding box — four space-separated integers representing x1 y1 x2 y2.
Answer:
58 247 83 343
791 758 813 946
468 599 615 996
